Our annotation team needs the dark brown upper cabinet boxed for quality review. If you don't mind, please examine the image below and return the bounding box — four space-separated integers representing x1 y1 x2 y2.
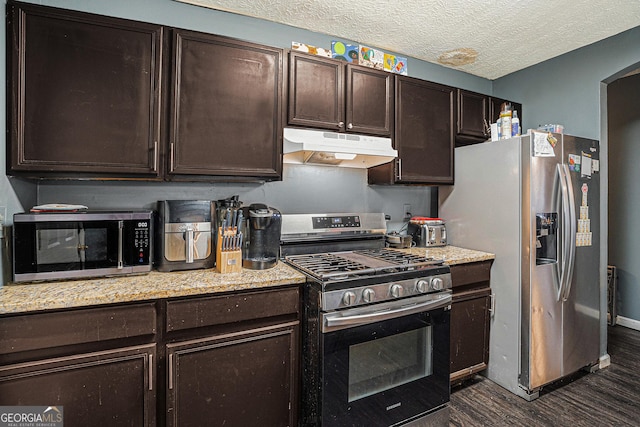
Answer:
457 89 490 143
368 76 455 185
456 90 523 147
490 97 523 129
169 30 283 180
288 52 393 136
7 1 163 177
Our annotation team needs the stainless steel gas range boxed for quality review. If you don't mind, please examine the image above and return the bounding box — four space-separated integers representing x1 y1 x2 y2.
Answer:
281 213 452 427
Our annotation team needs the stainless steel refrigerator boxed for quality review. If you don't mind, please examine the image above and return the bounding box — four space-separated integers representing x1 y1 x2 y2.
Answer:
440 132 600 400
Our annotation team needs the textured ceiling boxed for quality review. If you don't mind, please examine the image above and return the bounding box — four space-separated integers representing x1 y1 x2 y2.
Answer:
176 0 640 80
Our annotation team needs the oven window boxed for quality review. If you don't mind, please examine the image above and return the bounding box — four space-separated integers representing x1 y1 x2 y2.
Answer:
348 325 432 402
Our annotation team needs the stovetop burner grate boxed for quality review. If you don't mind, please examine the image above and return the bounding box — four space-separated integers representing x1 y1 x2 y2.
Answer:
284 248 444 281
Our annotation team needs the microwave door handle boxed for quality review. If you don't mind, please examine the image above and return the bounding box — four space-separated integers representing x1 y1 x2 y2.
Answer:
79 227 86 264
323 293 452 332
117 220 124 269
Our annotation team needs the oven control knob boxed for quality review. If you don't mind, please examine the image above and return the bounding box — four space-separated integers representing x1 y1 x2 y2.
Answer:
390 284 404 298
362 288 376 303
342 291 357 306
431 277 444 291
416 280 429 293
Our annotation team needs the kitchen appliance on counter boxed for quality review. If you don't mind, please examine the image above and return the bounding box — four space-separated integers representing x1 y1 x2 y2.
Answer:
242 204 281 270
13 210 153 283
281 213 452 426
408 217 447 247
440 132 601 400
155 200 215 272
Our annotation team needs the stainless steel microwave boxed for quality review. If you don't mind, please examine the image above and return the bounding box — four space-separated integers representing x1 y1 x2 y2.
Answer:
12 210 153 283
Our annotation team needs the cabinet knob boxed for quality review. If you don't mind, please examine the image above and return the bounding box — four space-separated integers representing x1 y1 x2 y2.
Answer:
347 123 353 130
338 121 344 128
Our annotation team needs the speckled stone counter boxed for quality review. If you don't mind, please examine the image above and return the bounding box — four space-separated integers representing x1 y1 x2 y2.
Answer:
395 245 495 265
0 262 306 315
0 246 493 315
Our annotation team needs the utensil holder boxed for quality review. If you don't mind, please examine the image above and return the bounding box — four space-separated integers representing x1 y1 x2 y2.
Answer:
216 227 242 274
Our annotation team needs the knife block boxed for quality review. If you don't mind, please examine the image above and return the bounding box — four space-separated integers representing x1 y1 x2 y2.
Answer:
216 227 242 274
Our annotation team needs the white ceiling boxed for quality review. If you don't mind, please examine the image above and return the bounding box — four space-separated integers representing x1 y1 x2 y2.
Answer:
176 0 640 80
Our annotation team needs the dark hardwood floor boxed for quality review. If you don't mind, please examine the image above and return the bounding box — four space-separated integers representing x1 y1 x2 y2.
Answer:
449 326 640 426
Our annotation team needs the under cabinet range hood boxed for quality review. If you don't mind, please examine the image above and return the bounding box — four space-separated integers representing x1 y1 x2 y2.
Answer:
283 127 397 168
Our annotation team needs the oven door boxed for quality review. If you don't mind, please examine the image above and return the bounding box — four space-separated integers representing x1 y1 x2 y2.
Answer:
320 292 451 426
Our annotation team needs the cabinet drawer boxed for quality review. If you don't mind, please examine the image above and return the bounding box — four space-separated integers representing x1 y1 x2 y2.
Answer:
166 287 300 332
450 260 493 289
0 303 157 356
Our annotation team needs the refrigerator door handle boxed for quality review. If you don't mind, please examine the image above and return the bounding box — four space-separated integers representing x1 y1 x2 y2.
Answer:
556 164 577 302
560 164 577 301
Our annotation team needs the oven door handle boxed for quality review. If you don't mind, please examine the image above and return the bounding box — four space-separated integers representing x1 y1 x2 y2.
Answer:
323 293 452 332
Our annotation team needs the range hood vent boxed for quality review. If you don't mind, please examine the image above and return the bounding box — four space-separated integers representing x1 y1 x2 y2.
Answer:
283 127 397 169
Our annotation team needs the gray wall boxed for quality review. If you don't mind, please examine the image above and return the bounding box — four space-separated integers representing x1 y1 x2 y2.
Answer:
608 73 640 322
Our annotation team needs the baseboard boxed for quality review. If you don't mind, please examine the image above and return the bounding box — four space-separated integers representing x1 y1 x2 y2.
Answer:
614 316 640 331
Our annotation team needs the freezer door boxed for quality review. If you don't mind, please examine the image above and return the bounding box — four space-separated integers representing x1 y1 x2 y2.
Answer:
561 135 600 375
521 132 565 391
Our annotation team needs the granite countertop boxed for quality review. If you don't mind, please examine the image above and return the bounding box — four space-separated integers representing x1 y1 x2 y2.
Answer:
0 262 306 315
397 245 495 265
0 245 494 315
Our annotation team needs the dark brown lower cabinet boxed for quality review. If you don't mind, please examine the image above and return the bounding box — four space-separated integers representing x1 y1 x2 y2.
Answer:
0 344 156 426
0 285 300 426
164 286 300 427
166 323 299 427
0 302 158 426
449 260 493 384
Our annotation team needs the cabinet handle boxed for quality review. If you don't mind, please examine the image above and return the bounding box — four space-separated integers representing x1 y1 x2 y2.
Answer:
489 293 496 316
168 353 174 390
483 119 490 137
347 123 353 130
170 142 175 172
148 353 153 391
152 141 158 172
338 121 344 128
396 158 402 181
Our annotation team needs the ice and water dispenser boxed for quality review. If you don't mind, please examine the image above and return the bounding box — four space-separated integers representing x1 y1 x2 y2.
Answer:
536 213 558 265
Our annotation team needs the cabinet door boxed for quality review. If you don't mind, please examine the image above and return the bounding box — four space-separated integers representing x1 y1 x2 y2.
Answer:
166 323 299 427
369 76 455 184
170 30 283 179
288 52 344 131
0 344 156 426
346 64 393 136
450 288 491 383
7 2 163 177
490 97 523 128
457 89 489 142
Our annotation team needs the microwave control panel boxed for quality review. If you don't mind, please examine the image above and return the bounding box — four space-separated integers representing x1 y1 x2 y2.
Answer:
128 220 151 265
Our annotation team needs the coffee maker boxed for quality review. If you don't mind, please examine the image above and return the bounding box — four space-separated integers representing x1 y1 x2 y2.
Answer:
242 204 281 270
155 200 215 272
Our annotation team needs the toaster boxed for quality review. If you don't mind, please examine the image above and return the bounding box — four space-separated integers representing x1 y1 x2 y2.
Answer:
408 217 447 247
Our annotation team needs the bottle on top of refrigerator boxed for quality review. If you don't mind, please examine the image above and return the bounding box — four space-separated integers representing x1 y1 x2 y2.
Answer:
512 110 520 136
500 103 512 139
